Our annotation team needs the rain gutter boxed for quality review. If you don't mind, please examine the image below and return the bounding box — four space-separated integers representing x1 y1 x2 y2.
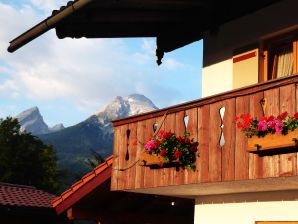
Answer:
7 0 93 53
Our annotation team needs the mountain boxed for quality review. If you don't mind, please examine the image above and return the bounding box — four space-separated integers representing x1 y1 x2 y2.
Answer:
15 107 64 135
39 94 158 183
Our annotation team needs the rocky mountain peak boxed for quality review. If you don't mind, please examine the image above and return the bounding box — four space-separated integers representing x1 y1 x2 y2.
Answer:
93 94 158 125
15 107 64 135
16 107 49 135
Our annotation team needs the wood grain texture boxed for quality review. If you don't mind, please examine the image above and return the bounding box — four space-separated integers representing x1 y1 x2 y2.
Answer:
111 78 298 191
143 118 156 188
263 88 280 178
173 111 184 185
125 122 137 189
197 105 210 183
118 124 128 190
279 84 296 177
135 121 146 189
235 95 250 180
111 127 120 190
221 98 235 181
248 92 264 179
185 108 199 184
209 102 222 182
152 116 165 187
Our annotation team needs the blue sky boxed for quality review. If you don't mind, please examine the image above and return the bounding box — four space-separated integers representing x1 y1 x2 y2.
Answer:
0 0 203 127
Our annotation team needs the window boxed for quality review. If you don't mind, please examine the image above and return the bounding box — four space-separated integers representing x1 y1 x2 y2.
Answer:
260 31 298 81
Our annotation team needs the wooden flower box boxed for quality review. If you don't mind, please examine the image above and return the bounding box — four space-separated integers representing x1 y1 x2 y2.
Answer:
138 151 179 168
247 129 298 154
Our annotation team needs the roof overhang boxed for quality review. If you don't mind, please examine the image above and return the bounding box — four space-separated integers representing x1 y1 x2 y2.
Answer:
8 0 283 63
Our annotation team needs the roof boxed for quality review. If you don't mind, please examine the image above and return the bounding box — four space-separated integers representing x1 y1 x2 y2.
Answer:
8 0 283 57
0 183 56 208
52 155 113 214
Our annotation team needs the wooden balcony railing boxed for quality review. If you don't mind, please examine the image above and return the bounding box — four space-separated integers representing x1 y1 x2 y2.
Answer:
111 75 298 195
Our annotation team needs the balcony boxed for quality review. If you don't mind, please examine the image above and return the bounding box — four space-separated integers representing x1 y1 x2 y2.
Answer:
111 75 298 197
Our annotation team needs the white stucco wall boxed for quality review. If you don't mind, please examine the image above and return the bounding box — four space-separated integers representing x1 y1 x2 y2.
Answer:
202 0 298 97
195 200 298 224
195 191 298 224
202 59 233 97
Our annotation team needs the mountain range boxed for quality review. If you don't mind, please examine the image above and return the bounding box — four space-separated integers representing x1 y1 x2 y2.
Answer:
15 94 158 183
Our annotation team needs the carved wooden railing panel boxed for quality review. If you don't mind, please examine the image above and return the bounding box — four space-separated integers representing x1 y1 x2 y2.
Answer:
110 75 298 191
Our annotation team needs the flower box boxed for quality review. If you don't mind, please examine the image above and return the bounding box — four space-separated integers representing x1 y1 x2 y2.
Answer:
139 151 180 168
247 129 298 154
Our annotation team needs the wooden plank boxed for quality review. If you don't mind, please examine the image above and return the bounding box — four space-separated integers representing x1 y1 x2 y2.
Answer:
248 92 264 180
125 122 137 189
235 95 250 180
263 88 280 178
111 127 120 190
221 98 235 181
135 121 146 189
158 113 176 187
117 124 128 190
143 118 157 188
173 112 185 185
154 115 166 187
279 84 296 177
184 107 199 184
297 84 298 175
209 102 222 182
197 105 210 183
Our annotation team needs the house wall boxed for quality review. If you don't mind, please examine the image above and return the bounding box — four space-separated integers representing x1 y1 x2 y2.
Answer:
202 0 298 97
195 191 298 224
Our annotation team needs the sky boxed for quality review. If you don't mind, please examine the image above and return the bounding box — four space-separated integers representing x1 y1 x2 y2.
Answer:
0 0 203 127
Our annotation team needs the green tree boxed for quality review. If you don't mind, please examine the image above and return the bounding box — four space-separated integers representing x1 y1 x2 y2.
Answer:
0 117 61 194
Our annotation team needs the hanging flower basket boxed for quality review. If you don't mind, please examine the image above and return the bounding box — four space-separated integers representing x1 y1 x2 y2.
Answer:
136 131 198 169
235 112 298 155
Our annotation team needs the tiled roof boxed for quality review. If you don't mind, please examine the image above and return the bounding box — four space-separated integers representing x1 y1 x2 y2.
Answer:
52 155 113 209
0 183 56 208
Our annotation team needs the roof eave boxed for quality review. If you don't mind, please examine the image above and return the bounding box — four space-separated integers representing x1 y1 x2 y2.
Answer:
7 0 93 53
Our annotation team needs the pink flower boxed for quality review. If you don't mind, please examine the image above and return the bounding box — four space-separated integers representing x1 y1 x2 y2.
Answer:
258 120 268 131
144 140 156 152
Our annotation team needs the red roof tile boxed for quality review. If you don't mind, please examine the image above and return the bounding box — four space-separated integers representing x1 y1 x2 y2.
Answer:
0 183 56 208
52 155 113 211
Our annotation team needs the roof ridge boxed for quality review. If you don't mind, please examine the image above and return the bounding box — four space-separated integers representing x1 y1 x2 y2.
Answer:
0 182 36 189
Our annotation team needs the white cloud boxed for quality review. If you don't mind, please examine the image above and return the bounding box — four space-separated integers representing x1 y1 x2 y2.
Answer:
30 0 68 13
0 1 197 120
162 58 185 70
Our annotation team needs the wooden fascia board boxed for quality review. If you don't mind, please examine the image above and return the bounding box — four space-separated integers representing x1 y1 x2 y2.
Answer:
55 166 112 215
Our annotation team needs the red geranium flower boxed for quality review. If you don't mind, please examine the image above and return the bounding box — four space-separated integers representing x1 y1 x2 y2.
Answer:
133 140 138 146
174 150 182 159
294 113 298 119
157 130 164 138
184 138 191 144
159 149 167 156
190 146 198 152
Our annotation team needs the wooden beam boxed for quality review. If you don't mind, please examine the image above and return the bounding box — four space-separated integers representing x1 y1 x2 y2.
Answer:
112 75 298 126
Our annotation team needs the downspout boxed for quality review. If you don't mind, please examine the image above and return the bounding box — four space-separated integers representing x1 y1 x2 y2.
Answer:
7 0 94 53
